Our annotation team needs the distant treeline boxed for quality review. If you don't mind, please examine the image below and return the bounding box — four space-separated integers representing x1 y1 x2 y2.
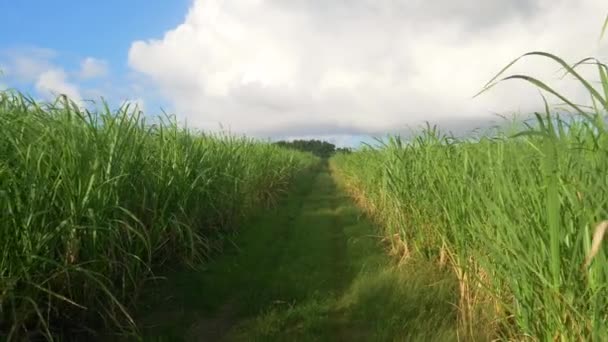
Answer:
274 139 352 158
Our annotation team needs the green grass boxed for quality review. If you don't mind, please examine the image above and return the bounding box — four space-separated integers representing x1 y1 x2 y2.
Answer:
0 91 317 340
332 52 608 340
4 16 608 341
135 163 463 342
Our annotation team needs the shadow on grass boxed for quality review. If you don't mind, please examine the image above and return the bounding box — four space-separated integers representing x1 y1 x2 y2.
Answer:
130 165 464 342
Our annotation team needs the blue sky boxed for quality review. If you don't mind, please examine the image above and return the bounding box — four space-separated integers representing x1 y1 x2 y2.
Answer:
0 0 372 146
0 0 190 113
0 1 190 68
0 1 605 147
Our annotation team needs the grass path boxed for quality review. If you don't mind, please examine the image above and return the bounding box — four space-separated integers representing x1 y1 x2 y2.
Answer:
133 164 461 341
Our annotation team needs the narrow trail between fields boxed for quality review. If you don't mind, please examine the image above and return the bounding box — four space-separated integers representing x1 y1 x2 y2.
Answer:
134 164 461 342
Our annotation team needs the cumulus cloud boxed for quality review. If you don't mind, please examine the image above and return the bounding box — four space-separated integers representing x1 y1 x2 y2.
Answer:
0 48 114 104
128 0 608 139
0 47 57 83
79 57 108 79
35 69 82 103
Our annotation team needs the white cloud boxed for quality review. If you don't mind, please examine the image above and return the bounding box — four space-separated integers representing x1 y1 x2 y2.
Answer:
79 57 108 79
0 48 106 105
128 0 606 138
1 47 57 83
35 69 82 103
120 97 145 113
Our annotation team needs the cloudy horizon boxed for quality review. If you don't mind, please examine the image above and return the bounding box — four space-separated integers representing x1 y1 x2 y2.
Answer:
1 0 607 146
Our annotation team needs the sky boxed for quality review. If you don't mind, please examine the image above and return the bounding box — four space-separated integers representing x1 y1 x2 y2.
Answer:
1 0 607 147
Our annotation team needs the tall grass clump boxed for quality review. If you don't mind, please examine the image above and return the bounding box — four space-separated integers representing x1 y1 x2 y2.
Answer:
333 53 608 339
0 91 318 340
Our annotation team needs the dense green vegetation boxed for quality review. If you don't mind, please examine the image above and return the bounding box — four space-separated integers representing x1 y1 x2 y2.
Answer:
0 92 317 340
274 139 351 158
3 15 608 341
332 52 608 340
136 164 464 342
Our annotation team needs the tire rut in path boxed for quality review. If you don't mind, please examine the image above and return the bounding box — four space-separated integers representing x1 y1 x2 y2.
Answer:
327 180 352 342
182 172 316 342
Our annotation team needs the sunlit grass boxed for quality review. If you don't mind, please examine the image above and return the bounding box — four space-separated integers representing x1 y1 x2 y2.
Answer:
332 51 608 340
0 91 317 340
